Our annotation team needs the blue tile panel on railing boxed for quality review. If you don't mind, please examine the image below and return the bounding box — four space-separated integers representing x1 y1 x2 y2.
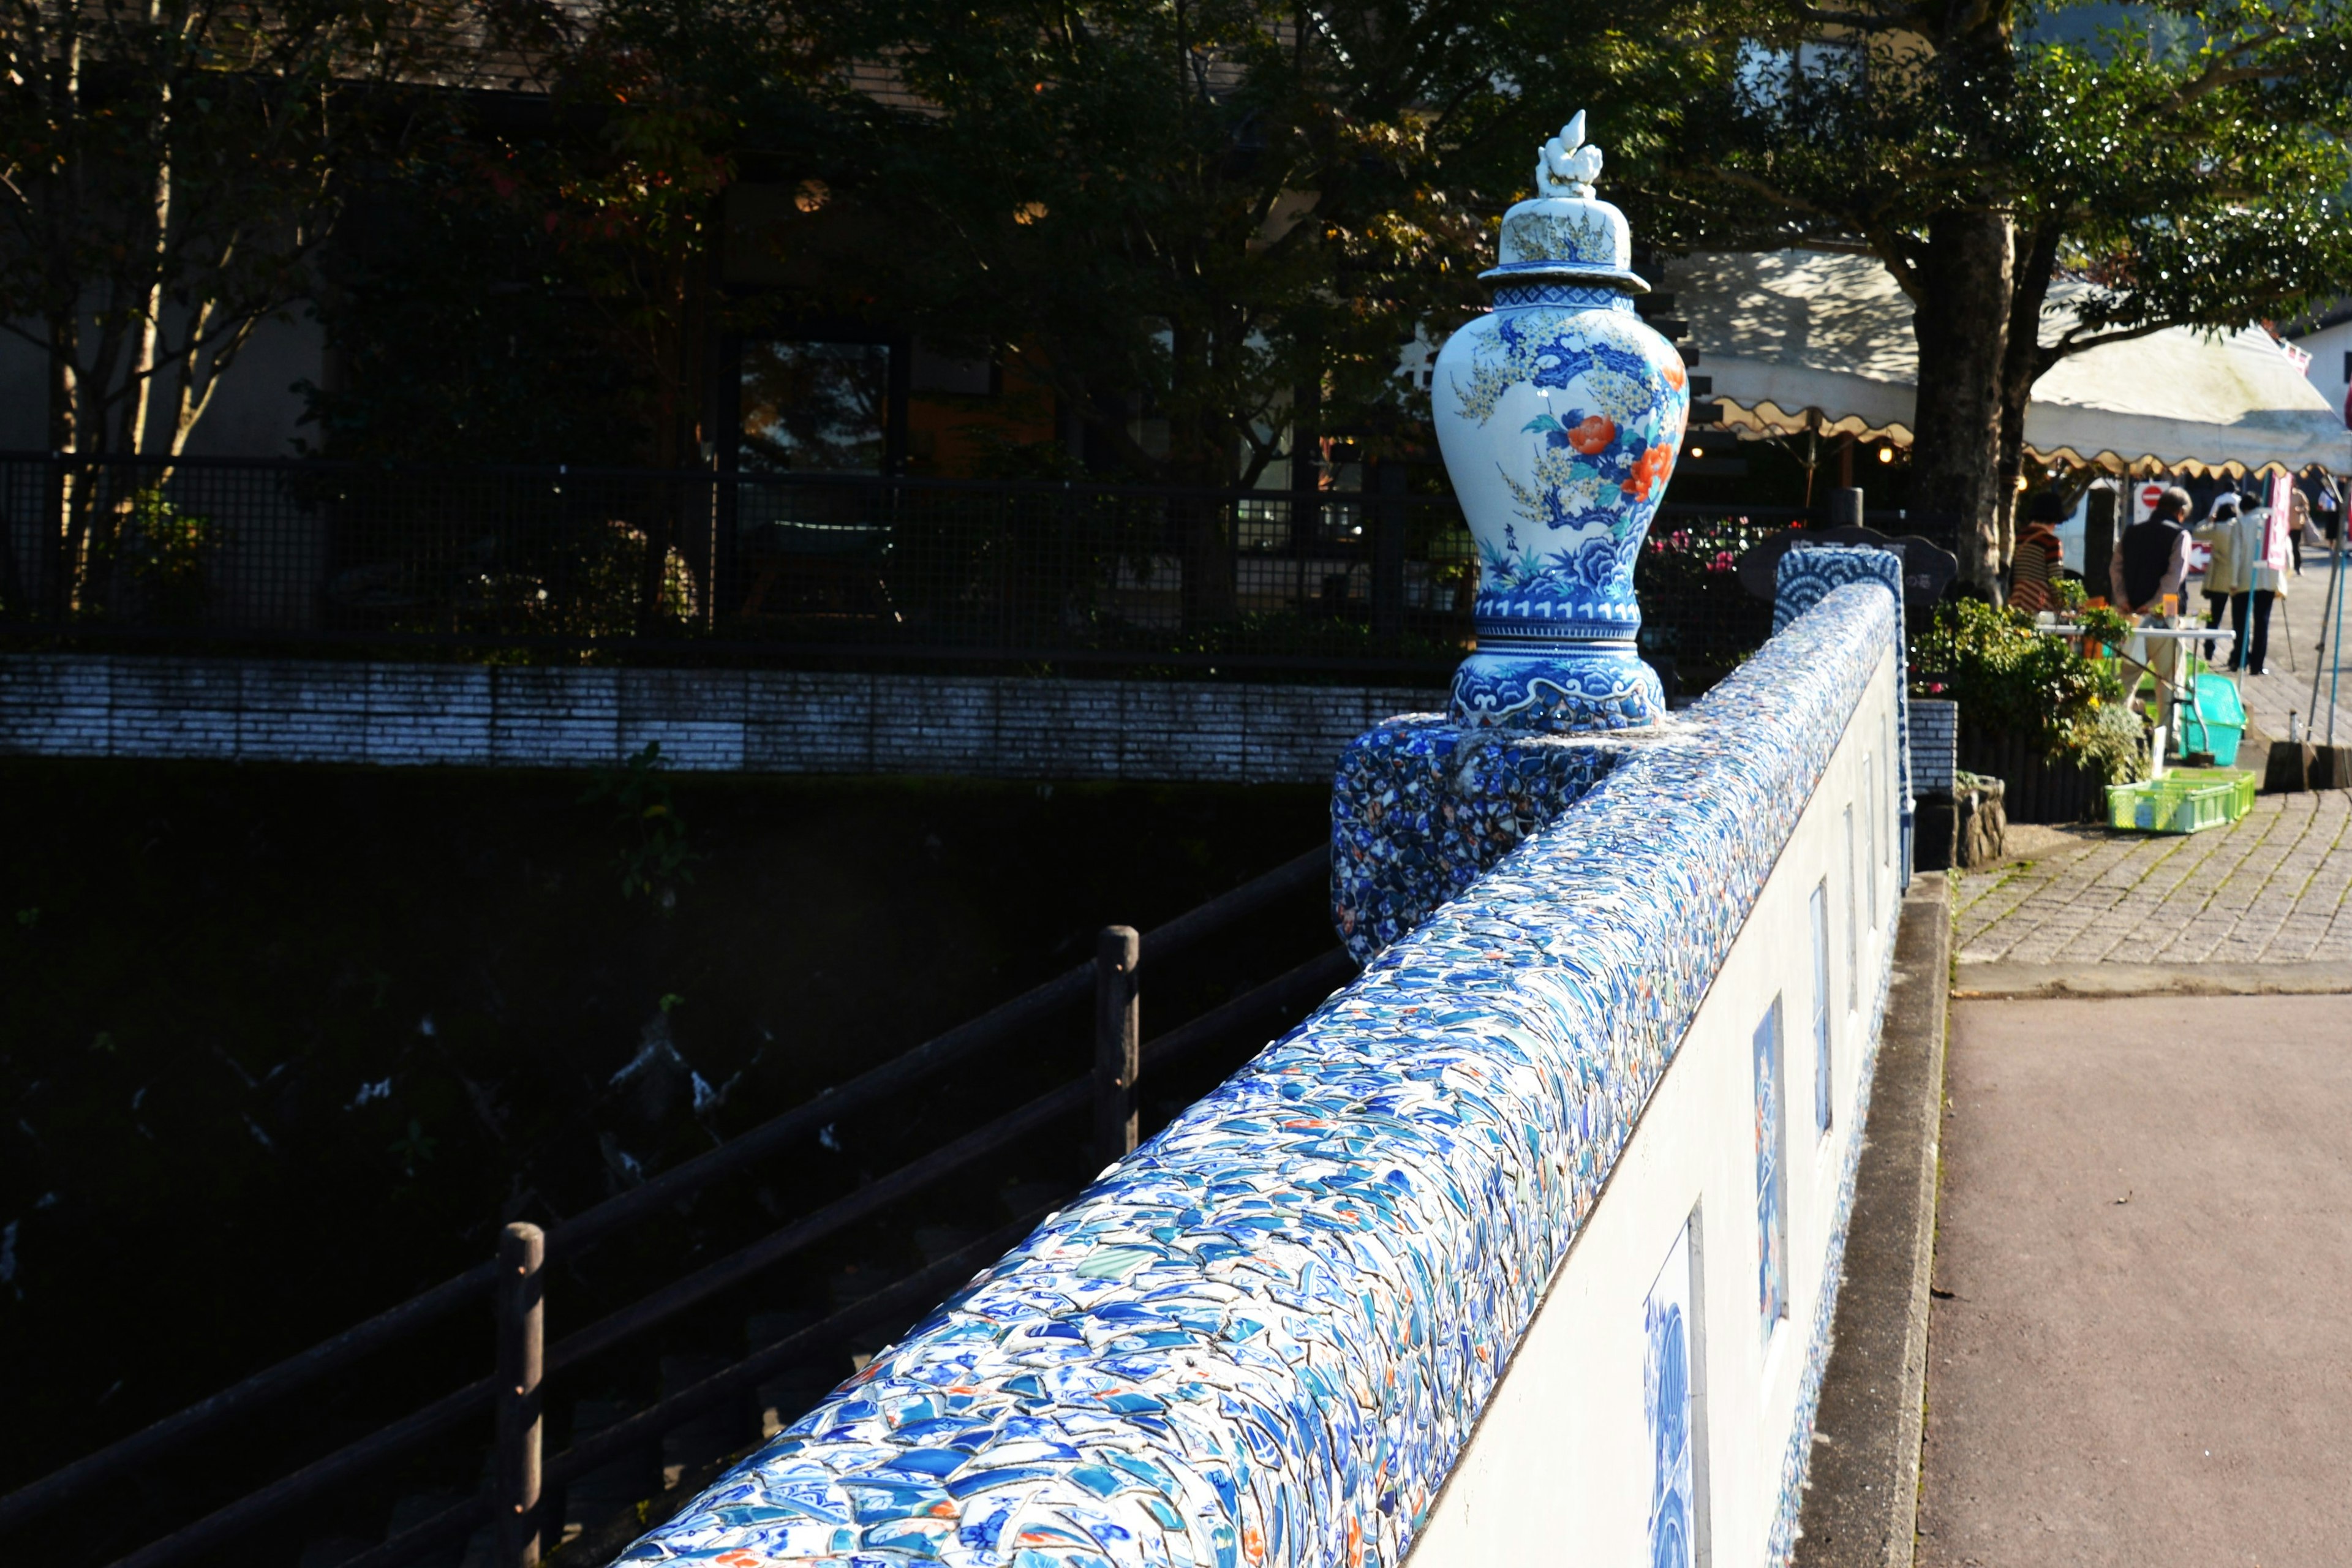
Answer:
620 581 1901 1568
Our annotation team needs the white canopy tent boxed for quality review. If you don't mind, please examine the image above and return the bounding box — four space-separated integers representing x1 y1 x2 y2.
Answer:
1672 248 2352 477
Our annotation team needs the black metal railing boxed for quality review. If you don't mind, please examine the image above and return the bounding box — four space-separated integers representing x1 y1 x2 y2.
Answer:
0 455 1473 674
0 453 1947 691
0 453 1950 684
0 846 1351 1568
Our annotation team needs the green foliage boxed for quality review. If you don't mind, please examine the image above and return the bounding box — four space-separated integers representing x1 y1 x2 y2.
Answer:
817 0 1702 487
2078 604 2134 644
2064 697 2151 787
297 148 651 464
99 490 223 626
1912 598 2135 776
0 0 467 459
306 0 831 464
1671 0 2352 321
581 742 703 903
1646 0 2352 579
2051 576 2087 614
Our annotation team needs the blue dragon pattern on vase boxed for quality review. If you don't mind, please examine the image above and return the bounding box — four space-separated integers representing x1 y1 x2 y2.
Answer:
1453 304 1688 620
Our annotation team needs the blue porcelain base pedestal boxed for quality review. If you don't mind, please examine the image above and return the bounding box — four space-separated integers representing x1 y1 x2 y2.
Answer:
1447 643 1665 733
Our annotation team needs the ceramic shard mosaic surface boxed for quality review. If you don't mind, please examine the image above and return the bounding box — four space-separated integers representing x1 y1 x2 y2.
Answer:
1329 721 1632 964
622 582 1902 1568
1774 545 1913 883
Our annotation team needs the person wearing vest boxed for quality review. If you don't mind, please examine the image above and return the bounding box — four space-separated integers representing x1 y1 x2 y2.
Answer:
2109 486 2192 612
2109 484 2193 691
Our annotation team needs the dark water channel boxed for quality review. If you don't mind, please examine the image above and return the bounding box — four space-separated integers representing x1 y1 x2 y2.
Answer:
0 759 1332 1564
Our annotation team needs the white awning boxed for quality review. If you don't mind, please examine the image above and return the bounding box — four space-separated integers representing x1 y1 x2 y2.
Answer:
1673 248 2352 477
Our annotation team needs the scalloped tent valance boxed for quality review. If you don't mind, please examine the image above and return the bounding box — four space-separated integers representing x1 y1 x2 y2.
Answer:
1673 248 2352 478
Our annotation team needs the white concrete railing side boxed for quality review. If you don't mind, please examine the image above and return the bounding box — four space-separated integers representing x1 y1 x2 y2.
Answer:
1407 646 1904 1568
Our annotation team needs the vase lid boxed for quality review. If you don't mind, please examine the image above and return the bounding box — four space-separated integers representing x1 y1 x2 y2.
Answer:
1479 111 1649 293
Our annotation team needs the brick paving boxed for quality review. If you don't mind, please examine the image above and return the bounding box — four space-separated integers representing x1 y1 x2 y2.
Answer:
1953 790 2352 968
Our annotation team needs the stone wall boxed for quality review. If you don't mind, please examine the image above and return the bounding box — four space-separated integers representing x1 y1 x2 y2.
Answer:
619 574 1911 1568
0 655 1443 784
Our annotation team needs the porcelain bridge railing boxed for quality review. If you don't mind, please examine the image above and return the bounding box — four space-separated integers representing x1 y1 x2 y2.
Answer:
624 551 1912 1568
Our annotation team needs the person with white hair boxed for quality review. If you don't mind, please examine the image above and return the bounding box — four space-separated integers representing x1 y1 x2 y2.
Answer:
2111 483 2195 689
2220 488 2290 676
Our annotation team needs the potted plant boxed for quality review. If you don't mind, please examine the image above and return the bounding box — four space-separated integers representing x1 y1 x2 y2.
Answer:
1911 597 2144 823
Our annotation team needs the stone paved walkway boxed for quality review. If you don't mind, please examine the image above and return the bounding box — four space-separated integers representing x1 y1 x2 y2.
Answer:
1953 790 2352 973
2225 548 2352 741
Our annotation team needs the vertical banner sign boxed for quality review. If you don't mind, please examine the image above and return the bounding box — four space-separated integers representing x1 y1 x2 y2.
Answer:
2264 473 2295 573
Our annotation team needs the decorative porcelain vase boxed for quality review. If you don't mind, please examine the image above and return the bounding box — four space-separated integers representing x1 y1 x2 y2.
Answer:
1434 113 1688 731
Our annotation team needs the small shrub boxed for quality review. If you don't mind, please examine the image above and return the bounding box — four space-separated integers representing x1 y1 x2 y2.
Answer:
1912 598 2141 783
580 742 702 903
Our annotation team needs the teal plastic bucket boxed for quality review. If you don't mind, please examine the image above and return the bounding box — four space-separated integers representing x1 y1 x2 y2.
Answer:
2179 673 2245 766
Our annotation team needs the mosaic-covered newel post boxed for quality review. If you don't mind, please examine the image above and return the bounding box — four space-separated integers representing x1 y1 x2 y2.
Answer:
1434 112 1689 731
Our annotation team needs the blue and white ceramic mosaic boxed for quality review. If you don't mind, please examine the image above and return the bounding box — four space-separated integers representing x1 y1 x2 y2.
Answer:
1329 721 1631 965
1773 546 1913 883
1434 115 1687 734
1752 1000 1788 1338
621 574 1904 1568
1644 1223 1699 1568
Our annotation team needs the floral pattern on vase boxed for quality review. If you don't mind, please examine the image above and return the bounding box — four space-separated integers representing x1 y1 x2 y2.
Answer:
1434 113 1687 732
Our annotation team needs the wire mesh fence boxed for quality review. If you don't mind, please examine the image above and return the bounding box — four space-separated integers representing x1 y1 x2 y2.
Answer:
0 453 1948 684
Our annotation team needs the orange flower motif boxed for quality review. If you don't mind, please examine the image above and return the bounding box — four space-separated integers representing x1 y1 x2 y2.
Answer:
1567 414 1616 455
1663 358 1686 391
1621 443 1675 500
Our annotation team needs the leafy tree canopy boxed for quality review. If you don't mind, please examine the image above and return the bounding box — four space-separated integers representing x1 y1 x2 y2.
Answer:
1644 0 2352 587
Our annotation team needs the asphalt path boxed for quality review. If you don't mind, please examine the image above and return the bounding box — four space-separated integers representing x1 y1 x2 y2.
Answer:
1917 994 2352 1567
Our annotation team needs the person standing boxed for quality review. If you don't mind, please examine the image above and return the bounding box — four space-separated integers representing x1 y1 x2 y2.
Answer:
2194 493 2244 663
2223 491 2288 676
2111 484 2194 690
2111 485 2193 610
2008 508 2064 616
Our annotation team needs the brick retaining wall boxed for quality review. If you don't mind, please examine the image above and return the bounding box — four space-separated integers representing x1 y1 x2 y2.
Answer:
0 655 1445 783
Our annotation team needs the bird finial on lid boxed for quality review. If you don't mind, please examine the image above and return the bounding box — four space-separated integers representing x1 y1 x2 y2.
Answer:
1536 112 1604 199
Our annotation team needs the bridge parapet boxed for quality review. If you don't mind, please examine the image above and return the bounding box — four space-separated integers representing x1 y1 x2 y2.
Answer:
624 562 1907 1568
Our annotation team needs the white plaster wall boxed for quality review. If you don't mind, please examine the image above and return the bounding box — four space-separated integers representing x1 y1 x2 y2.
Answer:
0 310 322 456
2290 318 2352 430
1406 648 1901 1568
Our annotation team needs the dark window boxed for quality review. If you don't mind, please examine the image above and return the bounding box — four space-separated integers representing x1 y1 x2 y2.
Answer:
740 341 892 472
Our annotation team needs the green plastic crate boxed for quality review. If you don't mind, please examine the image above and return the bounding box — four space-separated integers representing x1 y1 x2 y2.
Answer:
2106 775 2240 834
2162 766 2256 819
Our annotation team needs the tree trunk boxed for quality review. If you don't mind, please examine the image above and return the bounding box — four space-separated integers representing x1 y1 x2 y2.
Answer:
1992 222 2063 566
1909 207 2015 598
1167 323 1237 626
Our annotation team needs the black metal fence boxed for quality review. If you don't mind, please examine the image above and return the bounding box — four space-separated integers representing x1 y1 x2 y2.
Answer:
0 453 1941 683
